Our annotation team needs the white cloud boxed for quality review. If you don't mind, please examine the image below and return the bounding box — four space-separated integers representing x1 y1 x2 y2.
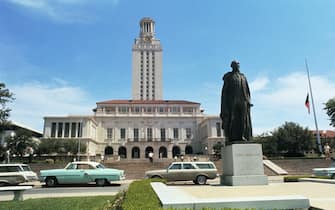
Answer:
200 72 335 135
6 0 119 23
8 81 95 132
252 72 335 135
250 76 269 92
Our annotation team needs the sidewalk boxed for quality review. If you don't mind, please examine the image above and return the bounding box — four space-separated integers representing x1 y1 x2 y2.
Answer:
155 177 335 210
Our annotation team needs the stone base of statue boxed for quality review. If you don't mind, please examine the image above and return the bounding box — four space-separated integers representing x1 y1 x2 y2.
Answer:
220 143 268 186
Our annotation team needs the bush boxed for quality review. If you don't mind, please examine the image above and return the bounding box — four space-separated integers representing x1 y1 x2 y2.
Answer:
45 159 54 164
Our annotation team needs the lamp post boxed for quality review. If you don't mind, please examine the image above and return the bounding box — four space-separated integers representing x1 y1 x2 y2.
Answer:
77 120 83 161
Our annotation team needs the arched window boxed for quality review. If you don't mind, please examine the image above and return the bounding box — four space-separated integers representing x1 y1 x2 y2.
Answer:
172 146 181 158
132 147 140 159
145 146 154 158
104 146 114 155
159 146 167 158
185 145 193 154
118 146 127 159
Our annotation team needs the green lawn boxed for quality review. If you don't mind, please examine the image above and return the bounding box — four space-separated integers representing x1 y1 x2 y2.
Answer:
0 196 115 210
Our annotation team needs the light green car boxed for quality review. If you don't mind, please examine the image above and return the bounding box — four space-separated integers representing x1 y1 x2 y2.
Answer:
40 161 125 187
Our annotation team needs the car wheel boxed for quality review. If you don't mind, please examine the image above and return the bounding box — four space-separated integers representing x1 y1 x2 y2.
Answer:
151 175 161 179
96 179 107 187
45 177 58 187
331 174 335 179
196 175 207 185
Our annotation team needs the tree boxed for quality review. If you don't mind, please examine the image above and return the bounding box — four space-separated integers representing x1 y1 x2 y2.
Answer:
324 98 335 127
0 83 15 132
253 133 278 156
5 128 37 157
272 122 314 156
36 138 86 155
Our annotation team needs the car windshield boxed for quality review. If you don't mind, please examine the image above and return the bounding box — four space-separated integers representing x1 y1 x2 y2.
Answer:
96 164 105 169
65 163 77 169
22 165 32 171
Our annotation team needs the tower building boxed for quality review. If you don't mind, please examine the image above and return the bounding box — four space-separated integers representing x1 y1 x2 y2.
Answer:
42 18 224 160
132 17 163 100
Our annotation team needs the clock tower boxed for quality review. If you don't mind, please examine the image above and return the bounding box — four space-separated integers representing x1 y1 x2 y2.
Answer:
132 17 163 100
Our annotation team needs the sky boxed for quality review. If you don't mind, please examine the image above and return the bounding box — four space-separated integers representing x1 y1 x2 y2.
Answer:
1 0 335 135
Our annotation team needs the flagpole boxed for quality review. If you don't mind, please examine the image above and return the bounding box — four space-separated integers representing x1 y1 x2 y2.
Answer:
305 59 322 154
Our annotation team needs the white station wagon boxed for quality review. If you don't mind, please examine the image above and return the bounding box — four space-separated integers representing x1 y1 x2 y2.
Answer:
0 164 39 186
145 161 218 185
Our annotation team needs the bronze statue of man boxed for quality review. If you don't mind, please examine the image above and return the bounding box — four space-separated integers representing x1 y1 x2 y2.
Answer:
220 60 252 143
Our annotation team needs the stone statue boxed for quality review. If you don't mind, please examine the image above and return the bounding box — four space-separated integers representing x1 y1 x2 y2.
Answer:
220 60 252 143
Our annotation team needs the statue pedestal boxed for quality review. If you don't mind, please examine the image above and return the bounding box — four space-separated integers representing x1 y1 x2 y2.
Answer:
220 143 268 186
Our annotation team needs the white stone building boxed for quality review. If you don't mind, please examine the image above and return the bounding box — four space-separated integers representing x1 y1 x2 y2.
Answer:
42 17 224 160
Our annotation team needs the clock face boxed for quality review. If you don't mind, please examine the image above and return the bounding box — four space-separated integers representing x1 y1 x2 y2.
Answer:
144 37 151 42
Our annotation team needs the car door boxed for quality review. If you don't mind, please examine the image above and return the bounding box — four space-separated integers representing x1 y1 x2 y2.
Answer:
181 163 197 180
165 163 182 181
58 163 89 184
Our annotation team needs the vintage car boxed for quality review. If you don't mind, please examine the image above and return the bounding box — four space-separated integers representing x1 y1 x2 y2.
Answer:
145 161 218 185
312 162 335 179
0 164 39 186
40 161 125 187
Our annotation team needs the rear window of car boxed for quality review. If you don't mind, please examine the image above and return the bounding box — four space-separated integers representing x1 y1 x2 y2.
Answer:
22 165 32 171
196 163 215 169
183 163 195 169
0 166 21 172
0 166 8 172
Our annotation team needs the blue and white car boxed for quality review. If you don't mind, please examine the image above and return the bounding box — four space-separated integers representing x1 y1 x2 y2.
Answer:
40 161 125 187
312 162 335 179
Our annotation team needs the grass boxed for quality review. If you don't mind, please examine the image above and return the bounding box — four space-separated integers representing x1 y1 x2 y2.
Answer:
121 178 164 210
0 196 116 210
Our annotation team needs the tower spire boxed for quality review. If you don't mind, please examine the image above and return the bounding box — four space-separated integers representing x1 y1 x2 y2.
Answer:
132 18 163 100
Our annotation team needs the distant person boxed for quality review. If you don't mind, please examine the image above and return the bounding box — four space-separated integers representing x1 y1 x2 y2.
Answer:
149 152 154 163
324 143 331 160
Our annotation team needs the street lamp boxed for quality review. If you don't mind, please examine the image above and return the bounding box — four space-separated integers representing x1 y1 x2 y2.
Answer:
77 120 83 161
6 131 16 163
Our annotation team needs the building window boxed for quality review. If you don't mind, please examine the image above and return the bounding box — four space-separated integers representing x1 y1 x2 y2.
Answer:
159 107 168 113
186 128 192 139
107 128 113 139
77 122 82 137
147 128 153 142
71 122 77 137
173 128 179 139
183 107 193 113
134 128 139 142
64 123 70 137
57 122 63 137
171 106 180 113
216 122 221 137
105 107 116 114
144 106 153 113
119 106 129 113
160 128 166 142
120 128 126 139
51 122 56 137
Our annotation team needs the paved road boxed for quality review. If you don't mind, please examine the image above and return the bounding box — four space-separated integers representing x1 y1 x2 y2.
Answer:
0 182 131 201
